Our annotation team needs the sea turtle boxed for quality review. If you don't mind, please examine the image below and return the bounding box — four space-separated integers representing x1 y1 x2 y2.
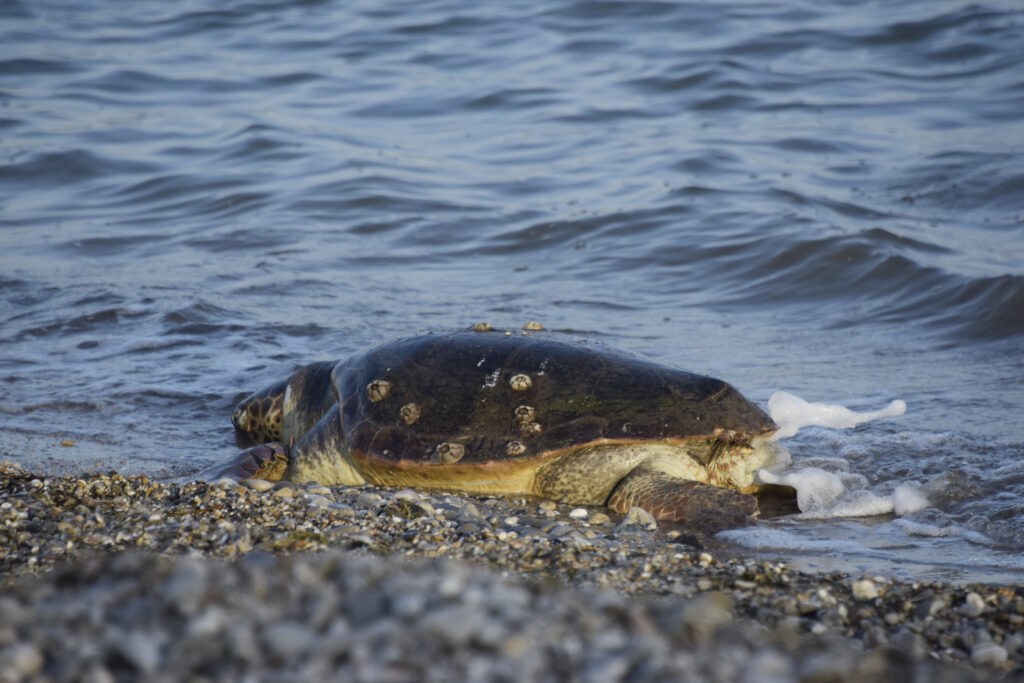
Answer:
205 330 788 532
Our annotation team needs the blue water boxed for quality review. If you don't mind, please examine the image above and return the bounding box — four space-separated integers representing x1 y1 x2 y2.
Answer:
2 0 1023 583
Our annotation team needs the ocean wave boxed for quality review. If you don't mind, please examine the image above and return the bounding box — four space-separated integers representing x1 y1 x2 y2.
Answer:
684 221 1024 340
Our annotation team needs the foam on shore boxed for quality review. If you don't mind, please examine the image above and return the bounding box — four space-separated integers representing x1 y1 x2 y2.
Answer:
754 391 920 519
767 391 907 440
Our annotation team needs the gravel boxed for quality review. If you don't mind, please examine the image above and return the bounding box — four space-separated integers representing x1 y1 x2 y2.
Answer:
2 461 1022 682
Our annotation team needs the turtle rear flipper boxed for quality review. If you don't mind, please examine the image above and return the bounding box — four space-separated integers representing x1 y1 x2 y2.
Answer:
607 466 757 533
199 443 290 483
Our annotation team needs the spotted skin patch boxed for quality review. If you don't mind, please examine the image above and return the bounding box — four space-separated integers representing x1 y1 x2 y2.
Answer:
232 382 286 446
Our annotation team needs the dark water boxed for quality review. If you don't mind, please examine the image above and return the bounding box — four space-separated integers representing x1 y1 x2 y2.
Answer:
2 0 1023 583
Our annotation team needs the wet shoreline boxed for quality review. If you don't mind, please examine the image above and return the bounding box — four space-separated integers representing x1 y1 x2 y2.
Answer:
1 462 1022 681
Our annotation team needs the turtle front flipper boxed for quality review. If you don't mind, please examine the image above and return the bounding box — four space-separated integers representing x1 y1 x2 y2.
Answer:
198 443 290 483
232 378 289 447
607 465 757 533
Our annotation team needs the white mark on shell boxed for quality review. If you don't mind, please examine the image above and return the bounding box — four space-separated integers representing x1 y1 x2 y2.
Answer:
435 442 465 464
483 368 500 388
508 374 533 391
367 380 392 402
400 402 421 425
505 440 527 456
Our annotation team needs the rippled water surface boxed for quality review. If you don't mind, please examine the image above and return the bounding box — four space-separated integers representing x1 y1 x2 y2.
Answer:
2 0 1023 583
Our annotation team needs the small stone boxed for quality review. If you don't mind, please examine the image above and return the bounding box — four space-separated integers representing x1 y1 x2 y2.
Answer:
356 491 384 508
1003 632 1024 657
972 635 1008 667
420 605 486 647
306 484 333 497
262 621 315 662
891 629 927 661
538 500 557 512
798 653 851 683
589 512 611 525
456 502 489 527
244 478 274 493
913 598 945 620
959 592 986 618
0 643 43 678
115 630 162 674
863 625 888 648
568 508 588 520
679 592 733 639
273 486 295 499
797 598 823 615
624 506 657 530
852 579 878 601
163 557 209 617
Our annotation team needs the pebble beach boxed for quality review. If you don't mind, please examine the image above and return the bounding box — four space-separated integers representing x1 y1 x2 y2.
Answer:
1 461 1022 682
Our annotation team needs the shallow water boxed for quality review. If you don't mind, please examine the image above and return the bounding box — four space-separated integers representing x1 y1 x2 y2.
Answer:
2 0 1023 583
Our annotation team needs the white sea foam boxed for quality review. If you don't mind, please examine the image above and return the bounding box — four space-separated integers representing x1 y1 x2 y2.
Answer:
751 391 921 520
757 465 930 520
891 519 993 546
766 391 906 440
892 482 930 516
717 527 871 556
757 467 843 512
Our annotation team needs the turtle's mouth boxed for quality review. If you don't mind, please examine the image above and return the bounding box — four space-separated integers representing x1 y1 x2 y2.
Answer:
749 433 773 451
705 436 786 491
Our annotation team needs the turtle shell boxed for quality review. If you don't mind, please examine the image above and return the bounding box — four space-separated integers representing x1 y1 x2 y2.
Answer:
331 332 776 466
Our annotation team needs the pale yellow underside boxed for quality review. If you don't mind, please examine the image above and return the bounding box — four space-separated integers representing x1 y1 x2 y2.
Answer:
290 436 779 502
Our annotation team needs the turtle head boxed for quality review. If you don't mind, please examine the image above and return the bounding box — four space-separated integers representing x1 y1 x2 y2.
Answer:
706 431 785 491
232 381 287 447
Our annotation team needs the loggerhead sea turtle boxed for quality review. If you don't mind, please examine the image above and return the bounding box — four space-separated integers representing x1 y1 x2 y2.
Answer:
205 329 790 532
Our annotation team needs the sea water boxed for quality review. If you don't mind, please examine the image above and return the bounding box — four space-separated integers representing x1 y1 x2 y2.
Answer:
2 0 1022 583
